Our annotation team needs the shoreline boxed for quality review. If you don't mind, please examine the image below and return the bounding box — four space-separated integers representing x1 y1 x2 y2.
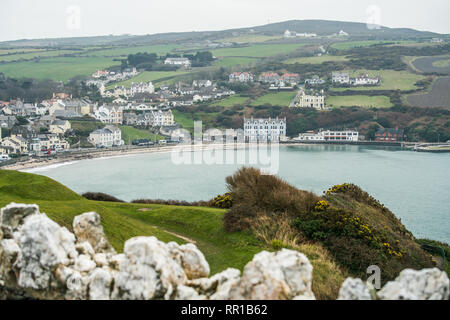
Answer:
0 141 407 172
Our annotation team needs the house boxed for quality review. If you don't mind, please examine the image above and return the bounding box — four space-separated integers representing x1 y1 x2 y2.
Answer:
244 117 286 142
193 80 213 88
351 74 380 86
229 72 254 83
130 82 155 96
296 130 359 142
339 30 349 37
49 120 71 135
258 73 281 84
295 92 326 110
375 128 405 142
0 115 17 129
332 72 350 84
35 134 70 151
0 134 29 154
88 125 124 147
50 99 92 116
281 73 300 85
164 57 191 67
150 110 174 127
94 105 124 124
305 75 325 85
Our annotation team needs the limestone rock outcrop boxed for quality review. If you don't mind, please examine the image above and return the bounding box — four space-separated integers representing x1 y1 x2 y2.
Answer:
0 203 448 300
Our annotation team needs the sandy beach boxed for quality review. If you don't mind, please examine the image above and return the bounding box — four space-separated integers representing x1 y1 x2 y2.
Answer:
1 142 302 172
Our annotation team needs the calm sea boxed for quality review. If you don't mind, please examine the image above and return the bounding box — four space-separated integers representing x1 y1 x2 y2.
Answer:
27 145 450 243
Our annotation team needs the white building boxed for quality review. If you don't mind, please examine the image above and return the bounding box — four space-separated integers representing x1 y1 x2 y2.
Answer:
229 72 254 83
130 82 155 96
164 57 191 67
150 110 175 127
351 74 380 86
94 105 124 124
296 130 359 142
295 91 326 110
332 72 350 84
88 125 124 147
244 117 286 142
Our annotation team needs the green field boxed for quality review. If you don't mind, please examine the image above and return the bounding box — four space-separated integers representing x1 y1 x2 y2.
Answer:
211 43 306 58
327 95 393 108
107 71 189 89
211 95 250 107
250 91 296 106
172 109 220 131
213 57 260 67
433 59 450 68
217 35 283 44
331 69 427 92
331 40 417 51
88 44 181 57
0 56 121 81
119 125 164 144
0 170 264 275
0 48 47 55
0 50 80 62
284 55 349 64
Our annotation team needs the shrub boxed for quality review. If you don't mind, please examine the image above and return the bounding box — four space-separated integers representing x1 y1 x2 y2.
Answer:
271 239 286 251
132 198 213 207
223 167 320 231
82 192 124 203
212 193 233 209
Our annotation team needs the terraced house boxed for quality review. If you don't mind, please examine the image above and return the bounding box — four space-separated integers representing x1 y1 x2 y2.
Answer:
244 117 286 142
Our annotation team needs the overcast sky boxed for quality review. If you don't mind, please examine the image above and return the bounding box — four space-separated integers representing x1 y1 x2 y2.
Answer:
1 0 449 42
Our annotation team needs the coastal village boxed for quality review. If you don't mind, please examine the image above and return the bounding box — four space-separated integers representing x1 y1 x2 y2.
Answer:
0 62 415 161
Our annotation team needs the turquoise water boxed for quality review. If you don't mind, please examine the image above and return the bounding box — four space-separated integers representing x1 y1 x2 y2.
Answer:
28 145 450 243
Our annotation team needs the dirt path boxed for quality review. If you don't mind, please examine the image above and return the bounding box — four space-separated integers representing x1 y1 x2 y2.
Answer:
153 226 197 244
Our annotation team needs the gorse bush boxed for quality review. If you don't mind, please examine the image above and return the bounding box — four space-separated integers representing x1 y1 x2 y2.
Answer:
213 193 233 209
223 167 434 284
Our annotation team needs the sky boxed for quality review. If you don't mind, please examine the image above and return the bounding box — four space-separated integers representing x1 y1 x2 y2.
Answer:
0 0 449 42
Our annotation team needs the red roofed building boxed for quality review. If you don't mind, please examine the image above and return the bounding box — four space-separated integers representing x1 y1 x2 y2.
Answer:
281 73 300 85
258 72 281 84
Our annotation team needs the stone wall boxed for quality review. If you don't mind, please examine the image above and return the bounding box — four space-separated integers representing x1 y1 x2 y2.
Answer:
0 203 448 300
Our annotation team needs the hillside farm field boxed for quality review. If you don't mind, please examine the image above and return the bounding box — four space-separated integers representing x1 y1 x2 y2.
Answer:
331 40 419 51
407 77 450 108
0 56 121 81
211 95 250 107
211 43 306 58
0 49 80 62
212 57 260 67
106 71 189 89
327 95 393 108
411 56 450 74
284 55 349 64
331 69 427 92
250 91 296 106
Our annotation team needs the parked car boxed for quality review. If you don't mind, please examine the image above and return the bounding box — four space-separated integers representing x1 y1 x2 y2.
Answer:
0 155 11 162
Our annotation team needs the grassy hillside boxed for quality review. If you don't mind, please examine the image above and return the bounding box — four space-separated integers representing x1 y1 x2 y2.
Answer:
0 169 348 299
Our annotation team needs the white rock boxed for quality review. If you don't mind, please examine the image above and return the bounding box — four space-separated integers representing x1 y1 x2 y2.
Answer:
179 243 210 280
229 249 315 300
378 268 449 300
73 212 115 254
175 285 206 300
210 268 241 300
14 213 77 290
0 203 39 238
0 239 20 284
89 268 113 300
74 254 96 273
75 241 95 257
65 270 89 300
338 278 372 300
112 237 186 300
93 253 109 267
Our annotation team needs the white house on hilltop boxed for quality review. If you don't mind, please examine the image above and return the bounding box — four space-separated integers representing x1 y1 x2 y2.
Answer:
164 57 191 67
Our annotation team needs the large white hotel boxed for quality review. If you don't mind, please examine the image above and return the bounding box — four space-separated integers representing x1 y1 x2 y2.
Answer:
244 117 287 142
